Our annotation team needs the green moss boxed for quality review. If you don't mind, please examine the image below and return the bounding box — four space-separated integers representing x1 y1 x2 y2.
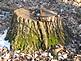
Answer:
11 15 65 53
13 27 41 53
48 35 59 47
13 34 25 50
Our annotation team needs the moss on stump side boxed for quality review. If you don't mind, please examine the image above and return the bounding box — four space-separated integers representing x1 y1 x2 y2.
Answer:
7 8 65 53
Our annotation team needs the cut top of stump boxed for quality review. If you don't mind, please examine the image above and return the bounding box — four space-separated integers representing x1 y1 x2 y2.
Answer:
14 8 30 20
14 8 58 22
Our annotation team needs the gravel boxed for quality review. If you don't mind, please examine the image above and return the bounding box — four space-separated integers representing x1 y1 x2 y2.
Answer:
0 0 81 61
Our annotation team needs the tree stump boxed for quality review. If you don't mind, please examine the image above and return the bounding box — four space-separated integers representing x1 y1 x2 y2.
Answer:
8 8 65 53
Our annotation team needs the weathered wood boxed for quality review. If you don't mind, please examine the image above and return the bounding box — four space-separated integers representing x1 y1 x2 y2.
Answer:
8 8 65 53
14 8 30 20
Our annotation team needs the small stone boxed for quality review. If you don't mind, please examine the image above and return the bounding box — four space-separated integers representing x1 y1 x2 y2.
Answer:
58 55 64 60
73 2 79 6
34 53 38 58
48 53 53 58
51 59 58 61
41 52 48 57
62 53 68 59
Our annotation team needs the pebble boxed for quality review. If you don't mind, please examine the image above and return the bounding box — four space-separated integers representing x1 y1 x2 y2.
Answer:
51 59 58 61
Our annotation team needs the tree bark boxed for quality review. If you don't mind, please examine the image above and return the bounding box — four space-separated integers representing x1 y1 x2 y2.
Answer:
7 8 65 53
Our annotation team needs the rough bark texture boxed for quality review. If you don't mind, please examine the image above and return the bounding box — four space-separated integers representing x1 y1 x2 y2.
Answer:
7 8 65 53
